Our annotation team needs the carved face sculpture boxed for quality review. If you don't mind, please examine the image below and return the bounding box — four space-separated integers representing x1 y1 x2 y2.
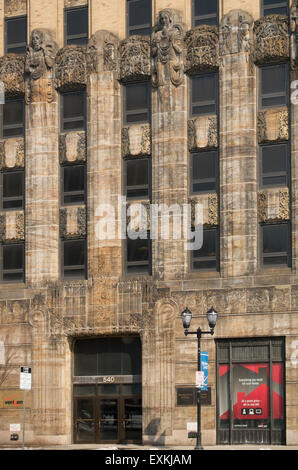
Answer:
159 11 171 30
32 31 42 51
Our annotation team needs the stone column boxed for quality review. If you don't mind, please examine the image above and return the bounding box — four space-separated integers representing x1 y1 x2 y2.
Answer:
151 9 188 281
25 29 59 286
220 10 258 279
28 0 63 46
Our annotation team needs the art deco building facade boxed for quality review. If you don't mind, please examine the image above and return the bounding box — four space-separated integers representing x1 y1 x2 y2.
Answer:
0 0 297 447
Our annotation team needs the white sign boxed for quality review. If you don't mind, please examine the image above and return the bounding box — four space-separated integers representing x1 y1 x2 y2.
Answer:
10 424 20 432
196 371 204 388
187 422 197 432
20 367 31 390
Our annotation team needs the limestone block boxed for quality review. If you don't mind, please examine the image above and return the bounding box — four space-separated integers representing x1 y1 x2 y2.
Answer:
188 116 218 150
257 108 289 143
0 138 25 170
122 124 151 157
258 187 290 223
60 206 86 239
0 211 24 242
59 131 86 163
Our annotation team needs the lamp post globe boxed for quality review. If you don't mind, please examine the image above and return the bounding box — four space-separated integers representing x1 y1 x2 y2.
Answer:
181 307 192 333
206 307 218 334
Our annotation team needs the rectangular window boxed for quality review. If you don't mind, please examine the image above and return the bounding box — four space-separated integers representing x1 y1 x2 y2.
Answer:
125 158 150 199
190 73 218 116
65 7 88 45
5 16 27 54
62 238 86 279
260 64 288 109
1 170 24 210
126 232 151 274
262 0 289 17
260 143 289 187
1 242 24 283
62 164 85 205
2 98 25 138
61 90 86 132
262 223 290 267
192 0 219 27
127 0 152 36
191 150 218 193
192 227 219 271
123 81 151 125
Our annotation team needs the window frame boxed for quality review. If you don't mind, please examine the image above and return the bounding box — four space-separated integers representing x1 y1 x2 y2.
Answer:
61 238 87 280
60 89 86 133
259 141 290 189
0 169 25 211
1 96 25 139
123 80 151 126
61 163 86 206
124 156 151 201
64 6 89 46
126 0 152 37
5 15 27 55
0 241 25 283
261 0 289 17
125 229 152 275
192 0 219 27
261 222 291 268
190 149 219 195
259 63 289 110
189 72 218 118
191 226 220 272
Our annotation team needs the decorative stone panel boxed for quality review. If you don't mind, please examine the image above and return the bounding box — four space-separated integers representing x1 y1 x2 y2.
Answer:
185 25 219 74
254 15 290 64
190 194 219 227
257 108 289 143
87 31 119 74
119 35 151 82
0 55 25 97
188 116 218 151
60 206 86 239
126 201 151 231
55 45 87 91
122 124 151 157
0 211 24 242
4 0 27 17
59 132 86 164
0 138 25 170
258 187 290 223
220 10 254 56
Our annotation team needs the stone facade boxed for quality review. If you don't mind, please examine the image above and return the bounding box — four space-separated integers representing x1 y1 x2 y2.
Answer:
0 0 297 449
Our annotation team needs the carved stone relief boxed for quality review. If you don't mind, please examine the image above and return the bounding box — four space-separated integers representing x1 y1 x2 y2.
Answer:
122 124 151 157
185 25 219 74
120 36 151 82
55 45 87 91
290 1 298 69
0 211 24 242
190 194 219 227
87 31 119 74
25 29 58 103
59 132 86 164
4 0 27 17
0 138 25 170
254 15 289 64
257 108 289 143
60 206 86 239
0 55 25 97
188 116 218 151
258 188 290 223
151 9 184 87
220 10 253 57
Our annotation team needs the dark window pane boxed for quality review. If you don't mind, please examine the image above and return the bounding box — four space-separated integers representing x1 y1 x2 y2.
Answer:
194 16 218 26
126 82 149 111
261 144 288 186
263 0 288 16
66 7 88 42
62 91 85 131
194 229 216 259
129 27 151 36
2 171 24 209
193 151 217 193
191 74 217 116
127 238 149 263
263 255 288 266
128 0 151 29
6 17 27 53
261 64 287 108
262 96 286 108
3 99 24 138
127 159 148 186
194 0 218 16
3 244 23 270
64 240 85 267
263 224 288 254
193 259 217 270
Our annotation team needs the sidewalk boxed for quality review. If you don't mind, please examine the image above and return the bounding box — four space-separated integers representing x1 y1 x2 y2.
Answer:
2 444 298 450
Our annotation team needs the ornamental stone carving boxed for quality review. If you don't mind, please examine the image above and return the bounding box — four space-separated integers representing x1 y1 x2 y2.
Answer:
257 108 289 143
59 131 86 164
55 45 87 91
185 25 219 74
220 10 253 57
258 188 290 223
25 29 58 103
188 116 218 151
290 1 297 69
120 35 151 82
60 206 86 239
87 30 119 74
0 54 25 97
0 138 24 170
254 15 289 64
151 9 184 87
122 124 151 157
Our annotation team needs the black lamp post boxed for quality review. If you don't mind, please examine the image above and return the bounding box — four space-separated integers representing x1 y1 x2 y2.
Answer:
181 306 218 450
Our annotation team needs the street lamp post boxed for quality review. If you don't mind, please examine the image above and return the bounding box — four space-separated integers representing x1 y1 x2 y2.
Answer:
181 306 218 450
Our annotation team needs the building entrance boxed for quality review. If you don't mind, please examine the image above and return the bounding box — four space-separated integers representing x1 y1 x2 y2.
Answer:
73 337 142 444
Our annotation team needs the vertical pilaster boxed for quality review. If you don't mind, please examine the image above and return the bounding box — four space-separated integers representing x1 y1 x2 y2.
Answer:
220 10 258 279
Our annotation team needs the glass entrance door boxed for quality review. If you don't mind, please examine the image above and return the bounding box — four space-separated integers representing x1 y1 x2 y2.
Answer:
124 398 142 442
74 396 96 443
99 398 119 442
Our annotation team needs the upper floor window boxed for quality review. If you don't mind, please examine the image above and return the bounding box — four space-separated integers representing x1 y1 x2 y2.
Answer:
190 73 218 116
61 90 86 132
5 16 27 54
1 170 24 210
192 0 219 27
192 227 219 271
259 63 288 109
62 238 86 279
260 143 289 187
62 164 86 205
262 222 291 267
1 242 25 283
261 0 289 17
191 150 218 193
123 81 151 125
65 7 88 45
127 0 152 36
125 157 151 199
1 97 25 139
126 232 151 274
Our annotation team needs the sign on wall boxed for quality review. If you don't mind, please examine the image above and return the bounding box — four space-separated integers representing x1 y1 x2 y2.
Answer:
0 390 31 409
